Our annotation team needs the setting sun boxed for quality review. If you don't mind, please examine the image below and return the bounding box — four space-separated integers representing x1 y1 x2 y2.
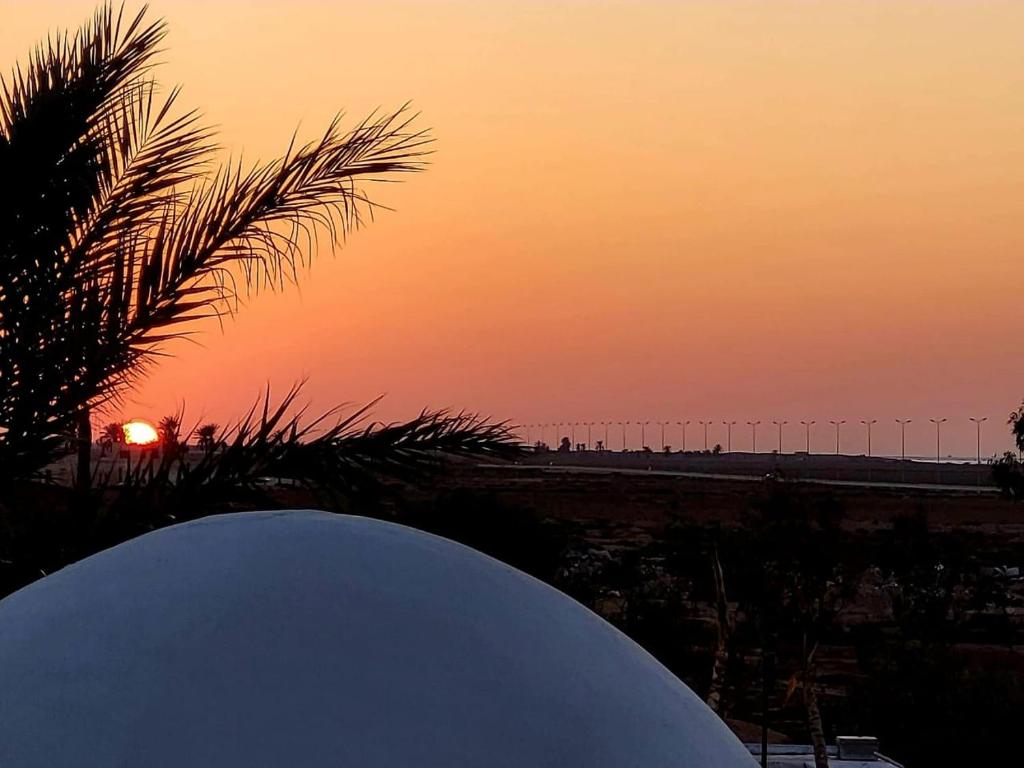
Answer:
2 3 1023 763
122 420 159 446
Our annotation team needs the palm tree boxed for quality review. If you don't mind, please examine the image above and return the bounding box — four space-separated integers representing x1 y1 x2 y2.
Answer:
99 422 125 455
783 644 829 768
158 415 181 455
196 423 219 453
0 4 514 488
705 547 734 717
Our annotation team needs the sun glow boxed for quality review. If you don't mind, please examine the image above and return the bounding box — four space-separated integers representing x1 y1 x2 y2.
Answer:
123 420 159 446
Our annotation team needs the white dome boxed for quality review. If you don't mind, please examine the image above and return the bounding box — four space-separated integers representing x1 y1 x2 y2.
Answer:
0 511 753 767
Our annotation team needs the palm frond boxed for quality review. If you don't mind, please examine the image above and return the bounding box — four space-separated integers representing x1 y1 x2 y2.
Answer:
102 384 521 510
0 4 431 478
0 3 165 276
125 107 430 352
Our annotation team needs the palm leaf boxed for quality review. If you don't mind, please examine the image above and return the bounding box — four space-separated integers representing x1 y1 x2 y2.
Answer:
101 384 521 511
0 4 431 478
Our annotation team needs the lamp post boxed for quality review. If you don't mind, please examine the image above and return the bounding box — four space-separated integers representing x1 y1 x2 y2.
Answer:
603 421 610 451
895 419 911 461
860 419 878 457
829 420 845 455
748 421 761 453
699 420 709 451
678 420 690 453
623 421 630 452
799 420 815 453
929 417 947 483
642 421 650 451
586 422 593 451
723 421 737 452
772 420 787 454
659 421 666 451
969 417 987 465
895 419 912 482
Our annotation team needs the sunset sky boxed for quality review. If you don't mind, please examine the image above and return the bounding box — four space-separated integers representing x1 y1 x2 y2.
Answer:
3 1 1024 457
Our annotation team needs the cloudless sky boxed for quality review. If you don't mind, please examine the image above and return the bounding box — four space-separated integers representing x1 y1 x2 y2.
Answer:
3 1 1024 457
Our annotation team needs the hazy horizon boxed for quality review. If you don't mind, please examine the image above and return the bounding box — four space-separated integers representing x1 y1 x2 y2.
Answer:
4 0 1022 457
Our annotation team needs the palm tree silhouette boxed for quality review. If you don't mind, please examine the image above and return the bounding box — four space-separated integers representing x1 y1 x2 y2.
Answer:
0 4 516 488
158 416 182 454
196 423 219 453
99 422 125 455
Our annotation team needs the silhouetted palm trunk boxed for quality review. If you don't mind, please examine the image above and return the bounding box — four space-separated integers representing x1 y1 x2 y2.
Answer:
804 657 829 768
76 407 92 491
706 547 733 715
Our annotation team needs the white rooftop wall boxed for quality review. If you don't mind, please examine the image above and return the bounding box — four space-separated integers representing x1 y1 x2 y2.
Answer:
0 510 755 767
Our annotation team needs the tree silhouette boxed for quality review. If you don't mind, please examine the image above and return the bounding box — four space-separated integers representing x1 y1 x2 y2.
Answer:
0 4 516 487
743 481 852 768
196 423 219 453
158 415 181 454
1009 400 1024 451
99 422 125 454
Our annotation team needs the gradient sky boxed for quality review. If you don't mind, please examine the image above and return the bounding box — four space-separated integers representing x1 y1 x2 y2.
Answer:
4 1 1024 457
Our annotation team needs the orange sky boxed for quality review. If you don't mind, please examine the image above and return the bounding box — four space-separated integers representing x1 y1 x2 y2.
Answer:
4 1 1024 457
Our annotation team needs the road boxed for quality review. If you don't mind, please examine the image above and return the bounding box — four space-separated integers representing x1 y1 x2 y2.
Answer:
486 463 999 494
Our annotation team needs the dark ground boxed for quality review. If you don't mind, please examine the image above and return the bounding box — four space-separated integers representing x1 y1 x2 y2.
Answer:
3 461 1022 766
384 463 1024 766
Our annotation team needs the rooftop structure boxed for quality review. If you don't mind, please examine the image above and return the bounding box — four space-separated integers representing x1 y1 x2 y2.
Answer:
747 739 904 768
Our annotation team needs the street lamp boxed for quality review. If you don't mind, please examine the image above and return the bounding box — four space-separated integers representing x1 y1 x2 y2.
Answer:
969 417 987 466
772 420 787 454
678 420 690 453
829 420 846 455
895 419 912 482
860 419 878 457
895 419 912 461
603 421 610 451
799 420 815 453
642 420 651 451
929 418 948 482
699 420 710 451
748 421 761 453
623 421 630 452
658 421 667 451
723 421 737 452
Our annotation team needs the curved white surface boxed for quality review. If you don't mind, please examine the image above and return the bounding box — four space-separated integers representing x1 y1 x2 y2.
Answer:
0 510 754 767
